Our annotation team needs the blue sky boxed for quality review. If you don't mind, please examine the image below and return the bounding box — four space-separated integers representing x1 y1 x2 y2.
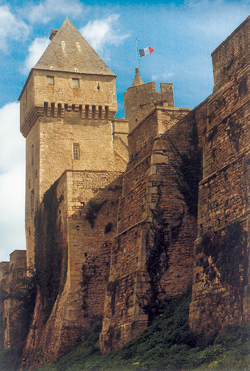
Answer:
0 0 249 262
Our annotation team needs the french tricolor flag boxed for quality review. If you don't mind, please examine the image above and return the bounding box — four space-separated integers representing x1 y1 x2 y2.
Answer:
139 46 154 57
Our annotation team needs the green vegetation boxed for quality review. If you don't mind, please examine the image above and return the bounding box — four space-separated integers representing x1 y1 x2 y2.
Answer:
197 220 248 287
0 348 23 371
169 122 202 218
139 184 184 325
33 287 250 371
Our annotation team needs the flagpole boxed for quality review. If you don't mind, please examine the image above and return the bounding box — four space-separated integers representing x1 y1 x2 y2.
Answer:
136 38 139 72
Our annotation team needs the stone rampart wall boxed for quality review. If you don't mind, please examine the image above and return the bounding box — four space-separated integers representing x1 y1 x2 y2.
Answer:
189 15 250 340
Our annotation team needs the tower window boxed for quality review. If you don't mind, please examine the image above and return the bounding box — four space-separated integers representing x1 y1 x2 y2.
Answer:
73 144 80 160
47 76 54 86
72 78 80 87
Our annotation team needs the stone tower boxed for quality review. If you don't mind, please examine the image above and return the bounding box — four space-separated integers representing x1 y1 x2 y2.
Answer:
19 19 124 268
124 68 175 132
18 19 128 366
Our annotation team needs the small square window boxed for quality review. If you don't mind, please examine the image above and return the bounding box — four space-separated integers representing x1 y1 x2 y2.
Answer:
72 78 80 87
47 76 54 86
73 144 80 160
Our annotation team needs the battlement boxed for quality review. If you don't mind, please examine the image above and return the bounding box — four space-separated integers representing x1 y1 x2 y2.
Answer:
124 69 175 132
19 70 117 138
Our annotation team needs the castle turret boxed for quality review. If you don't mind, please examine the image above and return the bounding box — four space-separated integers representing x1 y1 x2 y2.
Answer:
18 18 120 268
124 68 175 131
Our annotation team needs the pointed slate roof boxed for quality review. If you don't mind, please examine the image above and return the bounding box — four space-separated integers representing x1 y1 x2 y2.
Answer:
34 18 115 76
132 68 143 86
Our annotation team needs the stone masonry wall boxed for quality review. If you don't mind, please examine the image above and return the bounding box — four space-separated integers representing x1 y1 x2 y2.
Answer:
124 80 175 132
189 16 250 341
23 171 123 368
20 70 117 138
100 106 197 353
24 108 127 270
0 251 26 351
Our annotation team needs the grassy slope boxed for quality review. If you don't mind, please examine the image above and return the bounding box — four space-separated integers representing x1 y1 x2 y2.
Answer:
35 287 250 371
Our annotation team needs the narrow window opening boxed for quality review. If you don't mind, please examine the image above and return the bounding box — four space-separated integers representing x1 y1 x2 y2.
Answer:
105 106 109 119
51 102 55 117
84 252 88 257
58 103 62 117
98 106 102 119
64 103 68 110
85 105 89 119
72 78 80 87
44 102 48 115
47 76 54 86
72 104 75 111
73 144 80 160
92 105 95 119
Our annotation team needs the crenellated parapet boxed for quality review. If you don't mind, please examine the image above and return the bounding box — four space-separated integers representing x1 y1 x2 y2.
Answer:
20 102 116 138
124 68 175 132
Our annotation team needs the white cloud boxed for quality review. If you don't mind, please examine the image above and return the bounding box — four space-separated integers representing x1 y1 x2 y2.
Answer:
0 102 25 262
80 14 129 53
22 37 50 74
0 5 29 51
152 72 175 81
182 0 250 42
27 0 84 23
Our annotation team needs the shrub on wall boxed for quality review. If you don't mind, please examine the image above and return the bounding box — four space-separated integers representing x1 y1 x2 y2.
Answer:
169 122 202 218
197 220 248 288
139 184 185 325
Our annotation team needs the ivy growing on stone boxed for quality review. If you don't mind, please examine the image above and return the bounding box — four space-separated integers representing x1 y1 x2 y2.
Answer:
197 220 248 288
169 122 202 218
139 184 184 325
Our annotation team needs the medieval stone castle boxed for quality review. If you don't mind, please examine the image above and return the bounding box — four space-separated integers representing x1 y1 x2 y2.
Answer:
0 16 249 368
